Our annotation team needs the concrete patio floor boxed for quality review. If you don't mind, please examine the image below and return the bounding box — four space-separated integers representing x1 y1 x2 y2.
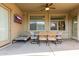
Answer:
0 39 79 58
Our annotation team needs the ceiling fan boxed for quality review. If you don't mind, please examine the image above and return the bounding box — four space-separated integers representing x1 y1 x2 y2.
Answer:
40 3 56 11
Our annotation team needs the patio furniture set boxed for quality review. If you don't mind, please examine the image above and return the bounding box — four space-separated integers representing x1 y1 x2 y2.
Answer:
13 31 62 44
30 31 62 44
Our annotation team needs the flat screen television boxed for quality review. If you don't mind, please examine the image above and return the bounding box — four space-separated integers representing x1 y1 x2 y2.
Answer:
14 15 22 24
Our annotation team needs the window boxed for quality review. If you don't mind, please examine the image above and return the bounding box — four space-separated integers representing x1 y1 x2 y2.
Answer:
30 22 37 30
51 21 57 30
58 21 65 30
50 16 65 30
30 16 45 31
72 16 77 37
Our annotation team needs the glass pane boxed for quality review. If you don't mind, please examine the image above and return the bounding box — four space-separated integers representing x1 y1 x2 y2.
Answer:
30 16 44 20
58 21 65 30
0 7 9 41
51 16 65 20
30 23 37 30
50 21 57 30
30 16 45 31
72 16 77 37
37 22 45 30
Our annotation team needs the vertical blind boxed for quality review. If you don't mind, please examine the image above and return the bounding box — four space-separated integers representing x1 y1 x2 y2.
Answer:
72 16 77 37
0 6 9 41
30 16 45 31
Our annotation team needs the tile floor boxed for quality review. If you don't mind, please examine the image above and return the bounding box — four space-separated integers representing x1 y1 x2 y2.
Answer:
0 39 79 57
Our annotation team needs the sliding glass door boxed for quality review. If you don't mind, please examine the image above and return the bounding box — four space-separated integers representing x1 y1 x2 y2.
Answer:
72 16 77 38
0 6 9 41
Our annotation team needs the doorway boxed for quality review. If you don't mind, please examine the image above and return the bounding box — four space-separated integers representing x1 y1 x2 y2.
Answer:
0 5 10 46
72 16 77 39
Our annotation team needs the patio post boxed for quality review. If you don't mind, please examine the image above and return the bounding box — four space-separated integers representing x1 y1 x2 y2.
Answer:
77 12 79 40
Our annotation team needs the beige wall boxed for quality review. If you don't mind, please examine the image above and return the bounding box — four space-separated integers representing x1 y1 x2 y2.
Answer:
23 12 28 31
0 4 24 47
4 4 24 40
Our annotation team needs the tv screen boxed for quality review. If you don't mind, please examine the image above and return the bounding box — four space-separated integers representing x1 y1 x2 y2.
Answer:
14 15 22 24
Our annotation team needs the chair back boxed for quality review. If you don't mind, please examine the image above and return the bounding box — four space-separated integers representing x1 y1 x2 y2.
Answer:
38 31 47 40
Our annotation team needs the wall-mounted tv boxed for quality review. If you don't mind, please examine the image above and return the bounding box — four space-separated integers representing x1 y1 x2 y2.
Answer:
14 14 22 24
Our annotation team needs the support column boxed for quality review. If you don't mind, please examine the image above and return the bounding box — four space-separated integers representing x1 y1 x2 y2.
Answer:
45 13 49 31
23 12 28 31
77 12 79 40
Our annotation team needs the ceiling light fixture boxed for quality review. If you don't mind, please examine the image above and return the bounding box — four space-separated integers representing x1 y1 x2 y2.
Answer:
45 7 50 11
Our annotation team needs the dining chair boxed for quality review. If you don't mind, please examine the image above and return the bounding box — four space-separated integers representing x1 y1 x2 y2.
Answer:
48 32 57 44
38 31 48 45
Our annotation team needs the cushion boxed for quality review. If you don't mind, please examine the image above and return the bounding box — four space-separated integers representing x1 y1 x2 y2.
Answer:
15 37 29 40
19 31 31 37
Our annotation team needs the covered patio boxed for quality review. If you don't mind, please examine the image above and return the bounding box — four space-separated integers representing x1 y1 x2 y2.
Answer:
0 3 79 56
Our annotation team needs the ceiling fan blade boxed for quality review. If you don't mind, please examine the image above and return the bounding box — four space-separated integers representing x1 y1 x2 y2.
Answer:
45 3 49 7
50 7 56 9
40 8 45 11
48 3 53 7
40 3 55 12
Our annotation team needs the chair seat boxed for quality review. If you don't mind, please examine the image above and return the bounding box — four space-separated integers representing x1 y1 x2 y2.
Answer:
15 36 29 40
56 37 62 39
39 37 47 40
31 36 38 39
48 37 56 41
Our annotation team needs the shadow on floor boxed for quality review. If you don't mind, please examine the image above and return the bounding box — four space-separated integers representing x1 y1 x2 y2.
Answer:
0 39 79 56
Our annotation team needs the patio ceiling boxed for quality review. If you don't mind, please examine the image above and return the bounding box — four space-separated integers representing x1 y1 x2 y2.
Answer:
16 3 79 13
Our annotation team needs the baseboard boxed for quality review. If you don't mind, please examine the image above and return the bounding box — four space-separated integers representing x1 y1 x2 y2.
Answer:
72 37 77 40
73 39 79 42
0 42 12 49
62 38 72 40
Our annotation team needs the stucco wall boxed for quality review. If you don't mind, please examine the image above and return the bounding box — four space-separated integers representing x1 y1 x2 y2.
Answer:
0 4 24 47
4 3 24 40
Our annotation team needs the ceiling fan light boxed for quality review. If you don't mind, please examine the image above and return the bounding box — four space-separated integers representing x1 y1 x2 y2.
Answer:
45 7 49 10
